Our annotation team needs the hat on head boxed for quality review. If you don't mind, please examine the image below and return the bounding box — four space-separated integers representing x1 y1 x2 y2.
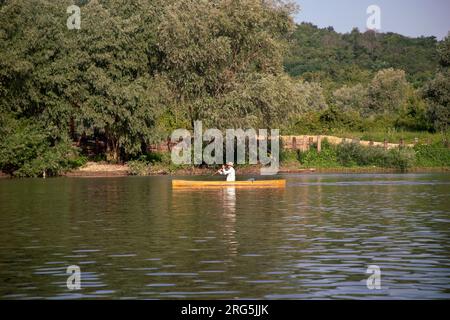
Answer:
227 162 234 167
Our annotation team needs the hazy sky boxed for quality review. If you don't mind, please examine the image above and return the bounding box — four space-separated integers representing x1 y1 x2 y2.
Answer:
293 0 450 39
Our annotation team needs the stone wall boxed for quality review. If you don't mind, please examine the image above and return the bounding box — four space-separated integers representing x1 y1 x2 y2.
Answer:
148 135 416 153
281 135 414 151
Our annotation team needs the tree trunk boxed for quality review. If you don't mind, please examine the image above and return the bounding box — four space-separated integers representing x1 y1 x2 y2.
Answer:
106 136 120 163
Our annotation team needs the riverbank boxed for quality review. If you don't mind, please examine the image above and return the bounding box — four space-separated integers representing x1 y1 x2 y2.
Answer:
64 162 318 177
2 130 448 178
65 162 130 177
2 165 449 178
60 162 450 177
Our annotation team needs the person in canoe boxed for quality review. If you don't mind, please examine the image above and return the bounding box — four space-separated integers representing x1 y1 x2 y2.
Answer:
218 162 236 181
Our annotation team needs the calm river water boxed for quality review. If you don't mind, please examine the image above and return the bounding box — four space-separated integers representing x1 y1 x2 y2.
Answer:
0 173 449 299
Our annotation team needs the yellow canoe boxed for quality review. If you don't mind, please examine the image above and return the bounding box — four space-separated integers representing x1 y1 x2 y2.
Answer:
172 179 286 189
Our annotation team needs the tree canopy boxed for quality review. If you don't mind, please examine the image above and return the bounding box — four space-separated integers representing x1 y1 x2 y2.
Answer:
0 1 449 176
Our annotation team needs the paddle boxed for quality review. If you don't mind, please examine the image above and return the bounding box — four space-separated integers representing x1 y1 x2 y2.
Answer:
213 165 225 176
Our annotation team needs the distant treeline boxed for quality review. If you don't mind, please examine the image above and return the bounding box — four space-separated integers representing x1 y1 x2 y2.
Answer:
284 23 450 136
285 23 439 87
0 0 449 177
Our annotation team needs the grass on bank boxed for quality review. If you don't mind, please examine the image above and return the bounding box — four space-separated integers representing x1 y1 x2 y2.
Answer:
2 129 448 177
281 139 450 172
337 130 448 145
126 138 450 176
127 152 193 176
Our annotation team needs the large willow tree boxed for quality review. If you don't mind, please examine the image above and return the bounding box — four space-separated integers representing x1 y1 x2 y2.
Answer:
1 0 323 168
66 0 172 162
1 0 172 162
152 0 321 129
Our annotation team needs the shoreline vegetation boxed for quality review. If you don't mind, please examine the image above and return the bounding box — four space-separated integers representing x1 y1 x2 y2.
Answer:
1 135 449 178
48 163 450 178
76 137 450 177
81 138 450 176
2 162 446 178
1 1 449 178
2 163 450 178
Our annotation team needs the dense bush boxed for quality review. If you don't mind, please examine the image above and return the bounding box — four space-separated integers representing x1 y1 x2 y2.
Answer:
0 119 81 177
280 149 300 163
296 140 417 171
297 140 339 167
367 68 410 115
145 152 173 166
336 143 415 171
127 152 185 175
422 70 450 132
414 142 450 167
127 159 150 176
386 148 416 171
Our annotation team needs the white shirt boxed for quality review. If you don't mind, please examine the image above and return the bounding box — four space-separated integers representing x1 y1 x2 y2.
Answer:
220 167 235 181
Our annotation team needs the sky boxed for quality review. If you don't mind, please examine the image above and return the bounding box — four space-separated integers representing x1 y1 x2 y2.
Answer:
293 0 450 40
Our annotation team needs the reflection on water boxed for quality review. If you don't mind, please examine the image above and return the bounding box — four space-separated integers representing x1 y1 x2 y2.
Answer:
0 174 449 299
223 187 236 214
222 187 237 256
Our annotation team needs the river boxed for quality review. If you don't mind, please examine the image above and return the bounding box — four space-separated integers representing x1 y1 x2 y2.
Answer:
0 173 449 299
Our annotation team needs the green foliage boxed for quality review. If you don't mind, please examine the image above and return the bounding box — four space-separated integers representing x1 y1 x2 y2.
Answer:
127 159 150 176
319 107 364 132
388 148 416 171
422 70 450 132
299 146 340 168
297 140 339 167
285 23 438 86
395 89 430 131
335 143 365 167
68 155 88 169
0 0 310 165
367 68 409 115
0 1 448 176
288 107 365 135
0 0 173 163
128 151 190 175
414 143 450 167
285 24 443 135
280 149 300 163
290 67 429 135
248 76 327 129
297 140 417 171
68 0 173 162
437 33 450 68
350 130 442 144
145 152 173 166
332 84 367 112
421 33 450 133
0 118 80 177
336 143 415 171
152 0 306 129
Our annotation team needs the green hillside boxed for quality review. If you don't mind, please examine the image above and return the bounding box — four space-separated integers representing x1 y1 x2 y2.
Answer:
0 1 448 176
285 23 439 87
